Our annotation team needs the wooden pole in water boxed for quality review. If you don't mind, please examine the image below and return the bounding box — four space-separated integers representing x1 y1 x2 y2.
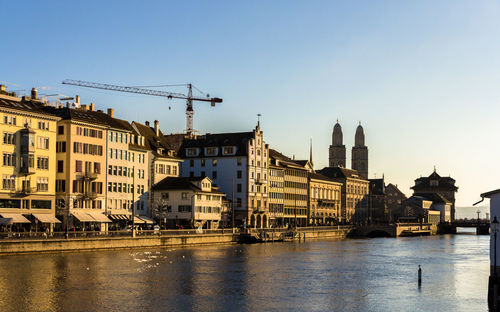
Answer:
418 265 422 287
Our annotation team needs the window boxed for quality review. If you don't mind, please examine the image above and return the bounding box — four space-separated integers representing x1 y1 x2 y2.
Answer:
56 141 66 153
237 198 242 207
187 148 198 156
37 157 49 170
36 177 49 192
190 159 194 167
212 171 217 179
38 121 49 130
3 153 15 167
223 146 234 155
201 171 205 177
3 133 15 144
201 159 205 167
178 205 192 212
162 193 169 199
58 125 64 135
4 115 16 125
94 162 101 174
181 192 189 200
212 159 217 166
237 184 242 192
75 160 82 173
237 158 242 166
237 170 242 179
206 147 217 155
31 200 51 209
57 160 64 173
37 137 49 149
2 175 15 190
56 179 66 192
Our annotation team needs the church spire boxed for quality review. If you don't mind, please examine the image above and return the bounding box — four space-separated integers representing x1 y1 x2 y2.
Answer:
309 137 313 167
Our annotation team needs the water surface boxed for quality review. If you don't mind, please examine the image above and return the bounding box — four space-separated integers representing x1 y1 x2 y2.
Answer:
0 233 489 312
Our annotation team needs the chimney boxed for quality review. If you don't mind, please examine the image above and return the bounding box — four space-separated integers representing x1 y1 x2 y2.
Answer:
90 102 95 111
75 95 80 105
154 120 159 136
0 85 5 92
145 121 150 126
66 102 71 108
107 108 114 117
81 105 89 111
31 88 38 100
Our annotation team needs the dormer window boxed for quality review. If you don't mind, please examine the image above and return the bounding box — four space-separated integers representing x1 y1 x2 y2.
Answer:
205 147 217 156
430 180 438 186
223 146 235 155
187 148 199 157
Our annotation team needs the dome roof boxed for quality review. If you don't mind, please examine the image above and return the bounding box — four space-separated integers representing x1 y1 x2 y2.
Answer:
355 123 365 147
332 121 343 146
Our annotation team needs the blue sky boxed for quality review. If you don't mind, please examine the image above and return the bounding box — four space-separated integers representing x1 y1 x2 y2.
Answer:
2 0 500 209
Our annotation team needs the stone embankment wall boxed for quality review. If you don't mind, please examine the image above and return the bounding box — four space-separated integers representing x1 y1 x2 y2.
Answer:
298 228 351 240
0 233 236 255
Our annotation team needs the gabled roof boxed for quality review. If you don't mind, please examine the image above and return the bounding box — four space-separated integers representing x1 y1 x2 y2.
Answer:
40 106 132 131
318 166 365 180
369 178 385 195
386 183 407 199
178 131 255 158
132 122 180 159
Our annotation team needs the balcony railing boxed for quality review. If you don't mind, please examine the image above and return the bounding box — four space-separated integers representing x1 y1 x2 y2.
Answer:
82 191 99 199
19 166 35 176
14 187 37 196
82 171 98 180
255 178 266 185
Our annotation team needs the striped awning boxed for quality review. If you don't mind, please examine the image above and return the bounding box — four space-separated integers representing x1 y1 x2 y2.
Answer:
87 212 112 223
71 211 95 222
133 216 154 224
0 213 30 223
108 214 130 221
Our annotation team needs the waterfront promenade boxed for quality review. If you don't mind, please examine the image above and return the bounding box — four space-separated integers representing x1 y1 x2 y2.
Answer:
0 226 352 255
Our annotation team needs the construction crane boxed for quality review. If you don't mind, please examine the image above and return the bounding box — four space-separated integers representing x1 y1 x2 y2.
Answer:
61 79 222 136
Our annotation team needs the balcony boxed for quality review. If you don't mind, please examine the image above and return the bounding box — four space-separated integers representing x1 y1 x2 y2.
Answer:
82 171 98 180
14 187 37 197
82 191 99 200
255 178 266 185
19 166 35 176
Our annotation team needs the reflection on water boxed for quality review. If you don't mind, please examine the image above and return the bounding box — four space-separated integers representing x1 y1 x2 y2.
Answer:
0 234 489 312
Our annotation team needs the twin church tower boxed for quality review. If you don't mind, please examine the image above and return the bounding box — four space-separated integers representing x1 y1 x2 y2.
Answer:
328 121 368 178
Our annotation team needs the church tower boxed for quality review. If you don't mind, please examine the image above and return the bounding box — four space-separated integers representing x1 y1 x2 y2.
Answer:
329 120 346 167
351 122 368 178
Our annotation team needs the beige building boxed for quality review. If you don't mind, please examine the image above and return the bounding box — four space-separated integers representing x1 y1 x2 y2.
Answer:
132 121 182 220
318 167 369 223
0 89 61 231
269 150 308 227
268 162 284 227
309 172 342 225
151 177 224 229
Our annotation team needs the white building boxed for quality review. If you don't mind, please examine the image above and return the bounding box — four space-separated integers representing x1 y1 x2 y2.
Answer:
174 123 269 228
151 176 224 229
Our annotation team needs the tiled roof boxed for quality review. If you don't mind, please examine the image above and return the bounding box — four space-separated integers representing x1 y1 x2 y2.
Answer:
132 122 180 159
414 192 452 204
269 149 307 169
309 172 338 183
0 97 59 118
40 106 131 131
411 171 458 191
179 131 255 157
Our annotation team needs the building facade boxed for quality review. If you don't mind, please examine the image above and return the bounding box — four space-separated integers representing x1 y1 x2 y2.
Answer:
0 91 61 231
410 170 458 221
268 162 284 227
176 124 269 228
308 172 342 225
151 177 224 229
318 166 369 223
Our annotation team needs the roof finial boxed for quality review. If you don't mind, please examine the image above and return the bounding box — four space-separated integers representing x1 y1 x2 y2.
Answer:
433 165 436 172
359 120 361 126
257 113 261 128
336 118 339 123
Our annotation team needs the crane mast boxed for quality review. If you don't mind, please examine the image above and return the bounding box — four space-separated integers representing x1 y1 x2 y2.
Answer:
62 79 222 136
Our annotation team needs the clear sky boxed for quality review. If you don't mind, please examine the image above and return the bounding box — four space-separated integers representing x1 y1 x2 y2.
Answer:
1 0 499 208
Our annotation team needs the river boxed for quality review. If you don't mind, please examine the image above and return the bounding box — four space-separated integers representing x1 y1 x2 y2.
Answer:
0 231 489 312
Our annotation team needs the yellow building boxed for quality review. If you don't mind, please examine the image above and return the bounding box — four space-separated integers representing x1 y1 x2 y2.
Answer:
268 163 284 227
318 167 369 223
308 172 342 225
46 103 111 229
0 89 61 231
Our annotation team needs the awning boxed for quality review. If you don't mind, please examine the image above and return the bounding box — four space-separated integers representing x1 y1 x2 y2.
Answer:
0 218 13 225
109 214 130 221
133 216 154 224
0 213 31 223
32 213 61 224
71 211 95 222
87 212 112 223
